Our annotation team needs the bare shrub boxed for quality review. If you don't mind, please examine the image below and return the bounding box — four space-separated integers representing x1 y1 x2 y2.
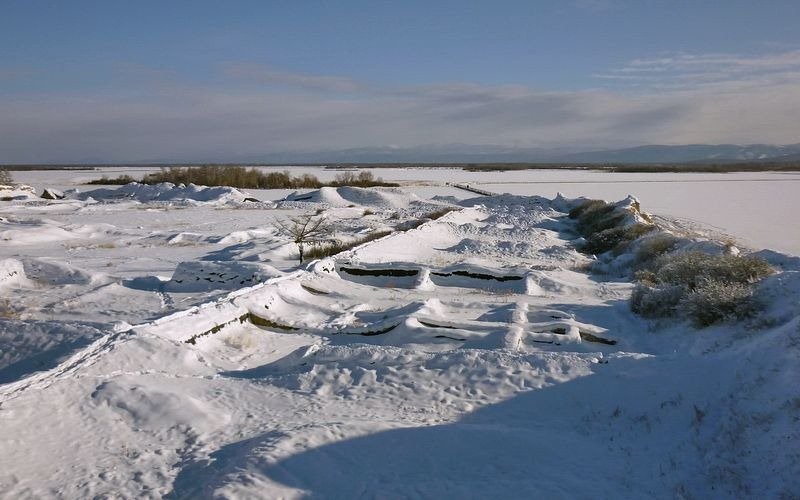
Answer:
276 214 333 263
653 252 773 289
86 174 136 185
87 166 398 189
330 170 398 188
634 232 682 265
570 200 626 237
583 223 655 255
630 283 686 318
568 199 606 219
0 169 13 185
425 207 457 220
683 280 761 327
304 230 392 260
0 298 21 319
144 167 324 189
568 199 655 255
630 251 774 327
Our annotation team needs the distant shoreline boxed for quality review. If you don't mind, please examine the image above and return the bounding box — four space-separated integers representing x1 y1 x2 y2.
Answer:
4 161 800 174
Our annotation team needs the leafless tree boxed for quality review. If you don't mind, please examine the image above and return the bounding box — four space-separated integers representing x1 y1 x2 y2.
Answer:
276 213 333 263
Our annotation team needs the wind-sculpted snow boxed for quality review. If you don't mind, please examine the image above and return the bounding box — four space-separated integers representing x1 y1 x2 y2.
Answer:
284 185 422 208
0 319 107 384
66 181 266 205
0 183 37 200
0 190 798 498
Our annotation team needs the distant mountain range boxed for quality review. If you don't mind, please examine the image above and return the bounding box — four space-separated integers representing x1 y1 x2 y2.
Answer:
208 143 800 165
57 143 800 166
552 144 800 164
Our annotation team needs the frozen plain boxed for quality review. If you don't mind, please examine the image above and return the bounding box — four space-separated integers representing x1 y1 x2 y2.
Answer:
0 167 799 498
17 166 800 255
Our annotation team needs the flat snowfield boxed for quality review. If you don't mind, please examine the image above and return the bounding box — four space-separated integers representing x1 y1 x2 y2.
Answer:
0 170 798 498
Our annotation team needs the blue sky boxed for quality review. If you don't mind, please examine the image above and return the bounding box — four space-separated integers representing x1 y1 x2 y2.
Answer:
2 0 800 162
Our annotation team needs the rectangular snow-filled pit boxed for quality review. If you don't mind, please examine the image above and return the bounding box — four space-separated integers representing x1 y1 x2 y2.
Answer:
429 270 527 294
335 265 421 289
526 308 574 323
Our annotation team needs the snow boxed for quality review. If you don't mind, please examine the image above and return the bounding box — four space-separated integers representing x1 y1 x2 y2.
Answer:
66 181 268 206
0 170 798 498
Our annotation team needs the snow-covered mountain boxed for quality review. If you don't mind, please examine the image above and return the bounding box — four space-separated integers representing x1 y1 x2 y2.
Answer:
187 143 800 164
553 143 800 164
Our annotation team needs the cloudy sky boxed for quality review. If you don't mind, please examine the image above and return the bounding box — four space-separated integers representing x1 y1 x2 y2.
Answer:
2 0 800 162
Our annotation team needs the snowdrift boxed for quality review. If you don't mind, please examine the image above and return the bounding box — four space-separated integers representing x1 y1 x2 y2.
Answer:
66 182 268 205
284 186 423 208
0 184 37 201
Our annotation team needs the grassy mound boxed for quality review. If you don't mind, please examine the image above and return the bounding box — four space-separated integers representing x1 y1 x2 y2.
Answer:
569 198 654 255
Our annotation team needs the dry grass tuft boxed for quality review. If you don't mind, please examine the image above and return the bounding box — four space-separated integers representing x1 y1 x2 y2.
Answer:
630 251 774 327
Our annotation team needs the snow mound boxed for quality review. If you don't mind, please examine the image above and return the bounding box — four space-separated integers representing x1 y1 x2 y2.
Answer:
445 237 541 259
285 186 422 208
91 380 228 433
0 184 37 200
0 319 107 384
215 228 278 245
68 182 256 205
22 258 97 286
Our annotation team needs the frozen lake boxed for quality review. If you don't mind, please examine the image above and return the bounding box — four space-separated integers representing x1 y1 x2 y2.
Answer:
13 166 800 255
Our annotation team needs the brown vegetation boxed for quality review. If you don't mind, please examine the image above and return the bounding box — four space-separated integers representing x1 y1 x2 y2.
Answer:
86 166 399 189
631 251 774 327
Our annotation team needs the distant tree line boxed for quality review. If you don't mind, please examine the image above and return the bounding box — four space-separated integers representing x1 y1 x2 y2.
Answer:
86 166 398 189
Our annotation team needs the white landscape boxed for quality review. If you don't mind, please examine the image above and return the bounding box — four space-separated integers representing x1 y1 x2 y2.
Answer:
1 167 798 498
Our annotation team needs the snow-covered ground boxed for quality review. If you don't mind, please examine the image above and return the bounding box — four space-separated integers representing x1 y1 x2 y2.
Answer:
12 166 800 255
1 170 798 498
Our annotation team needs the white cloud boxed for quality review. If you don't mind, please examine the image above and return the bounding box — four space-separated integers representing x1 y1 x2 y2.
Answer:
2 54 800 162
596 49 800 91
222 63 363 93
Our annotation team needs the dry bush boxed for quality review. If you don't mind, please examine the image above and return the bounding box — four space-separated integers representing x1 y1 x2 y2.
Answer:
87 166 400 189
630 283 686 318
570 200 625 236
634 232 682 265
630 251 774 327
86 174 136 185
568 199 654 255
303 230 392 260
653 252 773 289
0 168 13 185
568 199 606 219
0 298 21 319
682 280 761 327
330 171 398 188
144 167 324 189
425 207 457 220
583 223 655 255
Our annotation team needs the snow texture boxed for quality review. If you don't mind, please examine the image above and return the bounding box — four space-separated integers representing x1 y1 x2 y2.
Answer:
0 176 798 499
